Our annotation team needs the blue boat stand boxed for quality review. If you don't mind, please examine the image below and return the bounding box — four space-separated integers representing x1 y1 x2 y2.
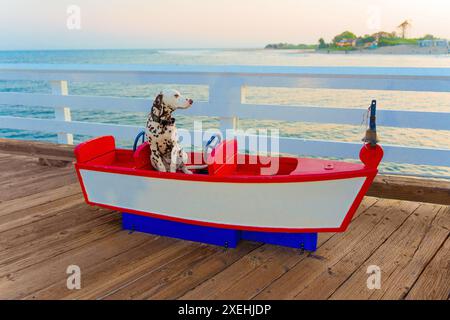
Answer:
122 212 318 251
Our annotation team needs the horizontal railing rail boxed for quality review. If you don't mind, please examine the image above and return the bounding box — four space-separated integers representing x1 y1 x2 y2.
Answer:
0 92 448 130
0 63 449 172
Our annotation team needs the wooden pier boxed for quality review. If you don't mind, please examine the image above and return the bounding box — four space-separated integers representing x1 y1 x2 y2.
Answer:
0 139 449 300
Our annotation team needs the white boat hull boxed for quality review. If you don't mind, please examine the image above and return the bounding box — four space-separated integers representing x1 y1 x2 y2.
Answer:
79 169 367 231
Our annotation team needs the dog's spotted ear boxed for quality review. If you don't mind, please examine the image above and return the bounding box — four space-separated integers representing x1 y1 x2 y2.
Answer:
153 93 163 110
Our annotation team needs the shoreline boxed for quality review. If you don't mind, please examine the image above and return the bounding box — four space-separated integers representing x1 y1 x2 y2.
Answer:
269 45 449 55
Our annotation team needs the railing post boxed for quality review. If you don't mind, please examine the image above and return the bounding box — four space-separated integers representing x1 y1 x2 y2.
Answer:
219 117 239 135
51 80 73 144
209 78 243 138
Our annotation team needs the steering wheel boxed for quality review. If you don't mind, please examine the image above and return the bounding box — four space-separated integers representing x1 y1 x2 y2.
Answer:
203 134 222 163
184 134 222 171
133 131 146 151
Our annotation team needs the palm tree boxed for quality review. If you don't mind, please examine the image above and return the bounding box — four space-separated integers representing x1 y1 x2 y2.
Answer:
397 20 411 39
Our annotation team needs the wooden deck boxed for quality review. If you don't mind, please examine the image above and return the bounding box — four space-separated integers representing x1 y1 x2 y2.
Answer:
0 150 449 300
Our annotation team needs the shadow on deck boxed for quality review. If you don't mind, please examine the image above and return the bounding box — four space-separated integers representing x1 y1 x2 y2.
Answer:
0 150 449 300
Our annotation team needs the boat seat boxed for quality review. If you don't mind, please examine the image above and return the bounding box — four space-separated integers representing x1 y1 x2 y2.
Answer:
133 142 153 170
207 139 238 176
74 135 116 163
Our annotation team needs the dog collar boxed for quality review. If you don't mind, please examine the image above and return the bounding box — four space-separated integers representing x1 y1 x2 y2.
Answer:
152 116 175 126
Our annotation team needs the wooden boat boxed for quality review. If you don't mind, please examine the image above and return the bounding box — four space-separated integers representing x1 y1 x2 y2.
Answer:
74 102 383 250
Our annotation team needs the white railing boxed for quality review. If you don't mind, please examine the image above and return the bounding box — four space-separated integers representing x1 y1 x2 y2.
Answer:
0 63 449 173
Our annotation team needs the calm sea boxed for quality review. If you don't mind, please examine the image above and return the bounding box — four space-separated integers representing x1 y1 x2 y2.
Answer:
0 49 449 177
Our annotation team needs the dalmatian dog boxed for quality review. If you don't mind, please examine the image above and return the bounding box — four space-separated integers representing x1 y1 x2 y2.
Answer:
145 89 193 174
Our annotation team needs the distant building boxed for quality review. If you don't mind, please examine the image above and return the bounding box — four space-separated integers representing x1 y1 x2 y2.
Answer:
372 32 395 40
364 41 378 49
418 39 449 47
336 39 356 47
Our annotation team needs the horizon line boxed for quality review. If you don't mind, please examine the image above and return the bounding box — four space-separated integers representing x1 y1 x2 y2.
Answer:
0 47 269 52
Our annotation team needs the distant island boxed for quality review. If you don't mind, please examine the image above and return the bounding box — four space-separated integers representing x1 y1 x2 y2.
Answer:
264 43 316 50
265 21 449 54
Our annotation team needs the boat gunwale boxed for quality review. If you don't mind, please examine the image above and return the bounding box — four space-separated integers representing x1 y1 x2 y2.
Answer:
75 161 377 184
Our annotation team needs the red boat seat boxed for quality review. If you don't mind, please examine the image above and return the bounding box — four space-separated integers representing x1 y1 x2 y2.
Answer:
74 135 115 163
133 142 153 169
207 139 238 176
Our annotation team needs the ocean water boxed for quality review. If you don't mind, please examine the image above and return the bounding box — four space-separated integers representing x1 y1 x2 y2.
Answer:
0 49 449 177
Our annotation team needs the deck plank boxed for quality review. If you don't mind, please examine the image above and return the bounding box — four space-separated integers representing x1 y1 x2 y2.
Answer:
0 230 152 299
97 242 260 300
0 161 56 187
0 193 85 233
0 213 120 278
30 237 195 300
328 203 445 300
198 245 308 300
180 244 308 300
291 199 422 300
144 241 261 300
253 199 420 299
379 205 449 299
0 202 112 252
0 156 44 180
0 183 81 217
0 138 75 162
100 245 223 299
0 168 77 202
405 224 450 299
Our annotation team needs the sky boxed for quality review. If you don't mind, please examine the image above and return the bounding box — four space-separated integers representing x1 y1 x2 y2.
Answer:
1 0 449 50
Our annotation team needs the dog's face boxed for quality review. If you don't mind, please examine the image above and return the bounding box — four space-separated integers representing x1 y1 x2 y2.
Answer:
155 89 193 111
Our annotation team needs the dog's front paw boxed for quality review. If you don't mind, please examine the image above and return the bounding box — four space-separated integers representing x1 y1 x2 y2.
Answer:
182 168 193 174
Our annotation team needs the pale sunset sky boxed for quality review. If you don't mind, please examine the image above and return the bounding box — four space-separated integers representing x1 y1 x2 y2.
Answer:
1 0 449 49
